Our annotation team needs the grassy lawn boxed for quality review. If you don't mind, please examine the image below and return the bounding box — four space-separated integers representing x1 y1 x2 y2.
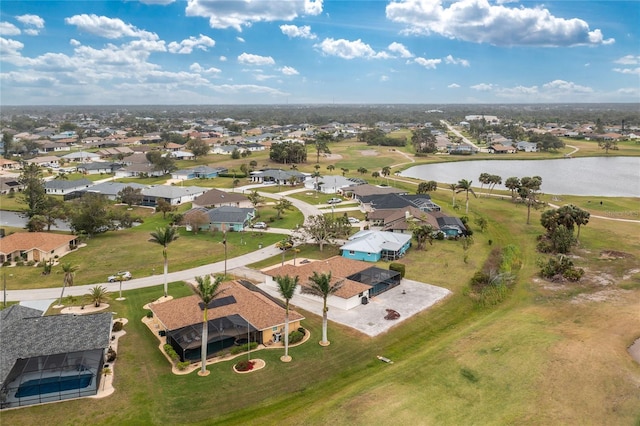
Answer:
3 143 640 425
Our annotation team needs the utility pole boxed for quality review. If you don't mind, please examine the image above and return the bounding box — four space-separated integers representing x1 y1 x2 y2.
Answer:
223 230 227 277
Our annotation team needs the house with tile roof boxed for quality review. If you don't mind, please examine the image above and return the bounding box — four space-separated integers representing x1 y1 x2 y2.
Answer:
0 176 23 195
149 280 304 362
263 256 401 310
0 232 79 263
0 305 113 409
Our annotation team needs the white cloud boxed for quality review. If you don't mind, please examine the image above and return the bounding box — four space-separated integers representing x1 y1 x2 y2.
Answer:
65 14 158 40
613 67 640 75
280 24 316 39
190 62 222 74
16 14 45 29
413 57 441 69
238 52 275 66
388 42 413 58
0 22 21 36
236 36 245 43
471 83 495 91
219 56 227 61
542 79 593 93
614 55 640 65
315 38 377 59
210 84 288 97
186 0 323 31
280 66 299 75
386 0 614 46
448 83 460 88
444 54 470 67
140 0 176 5
168 34 215 54
0 37 24 58
380 75 389 82
70 39 81 46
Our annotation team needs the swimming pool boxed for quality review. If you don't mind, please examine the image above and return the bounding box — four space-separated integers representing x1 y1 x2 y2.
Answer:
15 374 93 398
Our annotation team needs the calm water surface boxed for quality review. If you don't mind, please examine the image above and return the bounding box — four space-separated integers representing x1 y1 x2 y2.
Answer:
400 157 640 197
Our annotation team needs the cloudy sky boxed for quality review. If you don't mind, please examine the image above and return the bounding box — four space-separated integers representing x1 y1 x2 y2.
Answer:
1 0 638 105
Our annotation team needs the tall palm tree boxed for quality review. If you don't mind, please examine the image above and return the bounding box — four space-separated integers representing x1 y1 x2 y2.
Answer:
302 272 343 346
57 262 78 306
448 183 457 207
149 226 179 297
275 274 299 361
194 274 224 376
456 179 477 214
88 285 109 307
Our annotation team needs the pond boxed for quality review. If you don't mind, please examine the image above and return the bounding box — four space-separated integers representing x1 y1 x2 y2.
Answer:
400 156 640 197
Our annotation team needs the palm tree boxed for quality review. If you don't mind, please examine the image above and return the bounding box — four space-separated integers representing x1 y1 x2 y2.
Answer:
88 285 109 307
149 226 179 297
194 274 224 376
57 262 78 306
456 179 477 214
275 274 299 362
302 272 343 346
326 164 335 173
448 183 457 207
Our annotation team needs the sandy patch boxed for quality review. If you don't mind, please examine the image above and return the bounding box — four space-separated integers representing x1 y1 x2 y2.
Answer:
60 303 110 314
360 150 379 156
570 288 632 304
324 153 343 160
628 338 640 364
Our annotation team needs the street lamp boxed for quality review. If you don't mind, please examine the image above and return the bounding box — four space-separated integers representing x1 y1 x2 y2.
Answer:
223 230 227 277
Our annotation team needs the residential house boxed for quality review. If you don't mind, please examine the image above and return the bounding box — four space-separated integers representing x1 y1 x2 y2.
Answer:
0 305 112 409
25 156 60 168
171 166 227 181
0 177 23 195
263 256 401 310
140 185 207 207
0 158 20 171
192 188 252 209
250 169 306 186
340 183 406 200
0 232 79 263
430 212 468 238
183 206 255 231
44 178 93 196
167 150 195 160
149 280 304 362
77 181 147 201
487 144 516 154
76 162 122 175
516 141 538 152
304 175 356 194
60 151 101 163
340 230 412 262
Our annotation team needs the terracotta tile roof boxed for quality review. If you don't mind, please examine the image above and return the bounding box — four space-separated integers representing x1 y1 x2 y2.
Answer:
264 256 372 299
0 232 76 254
150 281 304 331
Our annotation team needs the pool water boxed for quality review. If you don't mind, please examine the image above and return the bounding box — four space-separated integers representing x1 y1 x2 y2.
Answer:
15 374 93 398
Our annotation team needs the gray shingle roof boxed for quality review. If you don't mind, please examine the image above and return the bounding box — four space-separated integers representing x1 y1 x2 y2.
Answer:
207 206 254 224
0 306 112 386
45 178 93 190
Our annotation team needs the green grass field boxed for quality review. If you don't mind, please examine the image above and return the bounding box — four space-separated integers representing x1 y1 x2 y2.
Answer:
2 137 640 425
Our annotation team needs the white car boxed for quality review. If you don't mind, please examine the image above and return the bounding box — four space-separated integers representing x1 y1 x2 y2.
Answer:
348 217 360 224
252 221 268 229
108 271 132 282
327 197 343 204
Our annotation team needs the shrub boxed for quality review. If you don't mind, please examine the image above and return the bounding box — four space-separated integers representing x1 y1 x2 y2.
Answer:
538 254 584 282
460 368 479 383
389 262 405 278
145 311 153 318
16 261 24 267
2 261 11 267
27 260 35 267
230 342 258 355
106 347 117 362
235 360 255 372
112 321 124 332
176 361 191 370
288 330 304 344
164 344 180 362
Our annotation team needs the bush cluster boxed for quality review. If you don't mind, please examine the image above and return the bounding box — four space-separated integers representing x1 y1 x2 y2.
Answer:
235 360 255 372
176 361 190 370
288 330 304 344
164 344 180 363
467 245 520 307
112 321 124 332
106 347 117 363
389 262 405 278
538 254 584 282
230 342 258 355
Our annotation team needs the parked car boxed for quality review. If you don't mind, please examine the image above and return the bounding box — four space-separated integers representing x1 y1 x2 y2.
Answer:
348 217 360 224
252 221 268 229
108 271 132 282
327 197 343 204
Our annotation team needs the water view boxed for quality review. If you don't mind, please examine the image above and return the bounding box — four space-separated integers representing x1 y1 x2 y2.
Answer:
400 156 640 197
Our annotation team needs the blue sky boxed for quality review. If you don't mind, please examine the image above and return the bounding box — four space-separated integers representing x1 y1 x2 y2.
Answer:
1 0 638 105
